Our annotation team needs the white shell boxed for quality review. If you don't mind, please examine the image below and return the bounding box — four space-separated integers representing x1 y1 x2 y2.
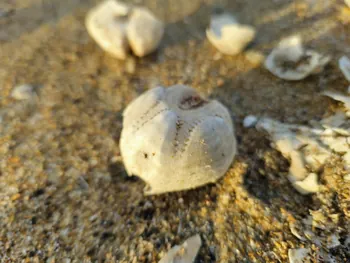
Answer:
11 84 35 100
243 115 258 128
120 85 236 195
85 0 130 59
265 35 330 80
346 0 350 8
293 173 320 195
159 235 201 263
338 55 350 82
323 90 350 111
127 7 164 57
206 13 256 55
86 0 164 59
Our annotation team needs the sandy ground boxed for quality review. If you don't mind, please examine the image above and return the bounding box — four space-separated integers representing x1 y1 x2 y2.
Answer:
0 0 349 262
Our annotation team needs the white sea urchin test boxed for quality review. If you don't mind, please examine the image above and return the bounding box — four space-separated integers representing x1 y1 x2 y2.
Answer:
120 85 236 195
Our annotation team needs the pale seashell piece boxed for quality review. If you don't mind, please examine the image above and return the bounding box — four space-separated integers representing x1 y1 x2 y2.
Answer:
127 8 164 57
265 35 330 80
288 248 310 263
293 173 320 195
338 55 350 82
85 0 130 59
255 114 350 194
158 234 201 263
11 84 35 100
206 13 256 55
320 111 347 128
346 0 350 8
120 85 236 195
243 115 258 128
322 90 350 111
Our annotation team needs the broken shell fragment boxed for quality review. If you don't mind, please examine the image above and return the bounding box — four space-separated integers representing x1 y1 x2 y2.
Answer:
243 115 258 128
11 84 36 100
288 248 310 263
322 91 350 112
206 12 256 55
264 35 330 80
293 173 320 195
338 55 350 82
159 234 202 263
85 0 130 59
127 7 164 57
86 0 164 59
120 85 237 195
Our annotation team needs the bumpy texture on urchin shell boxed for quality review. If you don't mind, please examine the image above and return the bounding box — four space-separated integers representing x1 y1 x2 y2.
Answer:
120 85 236 195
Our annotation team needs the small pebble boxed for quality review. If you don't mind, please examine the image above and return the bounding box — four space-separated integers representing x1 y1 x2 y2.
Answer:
245 51 265 67
243 115 258 128
125 58 136 74
11 84 35 100
216 78 225 86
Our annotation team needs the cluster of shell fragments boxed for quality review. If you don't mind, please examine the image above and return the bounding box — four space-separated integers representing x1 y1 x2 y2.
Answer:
244 88 350 195
85 0 164 59
120 85 237 195
264 35 331 81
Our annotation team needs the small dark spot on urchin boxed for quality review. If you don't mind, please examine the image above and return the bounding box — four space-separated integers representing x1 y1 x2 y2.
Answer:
144 153 148 159
152 152 155 156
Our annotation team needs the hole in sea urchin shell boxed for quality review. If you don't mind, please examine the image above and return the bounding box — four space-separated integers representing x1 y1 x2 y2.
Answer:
179 95 208 110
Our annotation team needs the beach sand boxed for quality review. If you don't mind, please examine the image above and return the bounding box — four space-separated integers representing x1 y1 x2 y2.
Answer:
0 0 349 262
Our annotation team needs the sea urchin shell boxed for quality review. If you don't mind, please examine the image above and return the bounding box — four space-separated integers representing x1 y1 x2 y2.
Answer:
120 85 236 195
